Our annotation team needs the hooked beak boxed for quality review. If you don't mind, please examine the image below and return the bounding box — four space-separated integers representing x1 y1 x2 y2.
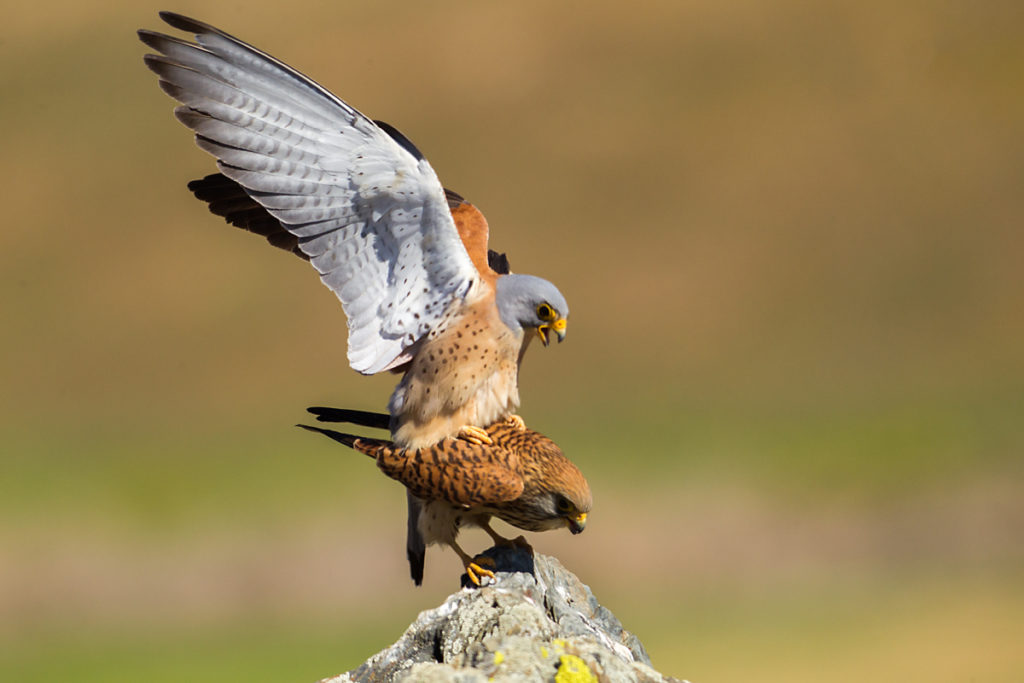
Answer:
567 511 587 535
537 318 568 347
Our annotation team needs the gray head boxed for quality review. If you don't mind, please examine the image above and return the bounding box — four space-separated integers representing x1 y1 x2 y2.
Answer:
495 274 569 345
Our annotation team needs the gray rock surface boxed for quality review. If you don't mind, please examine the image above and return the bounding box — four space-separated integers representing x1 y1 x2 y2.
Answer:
319 546 685 683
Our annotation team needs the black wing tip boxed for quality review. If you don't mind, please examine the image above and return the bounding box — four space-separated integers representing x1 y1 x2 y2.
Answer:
136 28 163 46
186 173 225 193
185 173 310 260
142 55 180 83
138 29 198 54
158 11 208 34
141 52 167 67
137 29 179 57
141 53 188 80
373 120 425 162
186 173 238 202
158 11 245 44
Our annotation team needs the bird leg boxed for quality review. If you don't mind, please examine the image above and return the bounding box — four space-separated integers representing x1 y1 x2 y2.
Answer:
451 541 496 586
480 521 534 552
505 414 527 430
457 424 493 446
480 520 513 546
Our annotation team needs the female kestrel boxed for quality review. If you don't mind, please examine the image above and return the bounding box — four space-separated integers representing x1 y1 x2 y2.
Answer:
138 13 569 448
301 408 591 586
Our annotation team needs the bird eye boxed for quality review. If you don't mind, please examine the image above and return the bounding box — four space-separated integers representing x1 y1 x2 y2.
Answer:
555 495 573 513
536 303 554 321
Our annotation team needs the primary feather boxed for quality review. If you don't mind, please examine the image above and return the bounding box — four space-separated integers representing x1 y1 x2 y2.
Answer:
139 13 481 375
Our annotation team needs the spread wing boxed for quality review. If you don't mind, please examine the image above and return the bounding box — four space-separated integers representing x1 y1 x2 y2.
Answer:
139 12 485 374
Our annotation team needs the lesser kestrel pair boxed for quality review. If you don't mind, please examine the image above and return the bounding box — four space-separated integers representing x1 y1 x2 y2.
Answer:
139 12 590 585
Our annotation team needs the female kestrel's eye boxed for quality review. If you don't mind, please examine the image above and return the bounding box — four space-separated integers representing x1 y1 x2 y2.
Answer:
537 304 553 320
555 495 572 512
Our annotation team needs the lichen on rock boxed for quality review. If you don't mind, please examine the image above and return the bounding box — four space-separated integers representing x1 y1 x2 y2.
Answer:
319 546 685 683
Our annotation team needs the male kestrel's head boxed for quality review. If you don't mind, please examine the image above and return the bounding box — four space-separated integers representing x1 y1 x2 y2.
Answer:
495 274 569 346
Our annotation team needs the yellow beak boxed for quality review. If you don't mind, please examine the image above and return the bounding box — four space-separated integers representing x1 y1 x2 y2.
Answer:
568 511 587 534
537 318 568 346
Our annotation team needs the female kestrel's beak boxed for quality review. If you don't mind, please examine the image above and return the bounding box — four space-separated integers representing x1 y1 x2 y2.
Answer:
567 511 587 535
537 318 568 346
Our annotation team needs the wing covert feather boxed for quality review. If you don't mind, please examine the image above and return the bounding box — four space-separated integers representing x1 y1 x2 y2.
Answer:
140 13 485 374
372 440 525 507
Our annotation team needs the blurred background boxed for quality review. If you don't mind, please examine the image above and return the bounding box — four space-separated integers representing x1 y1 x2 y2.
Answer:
2 0 1022 681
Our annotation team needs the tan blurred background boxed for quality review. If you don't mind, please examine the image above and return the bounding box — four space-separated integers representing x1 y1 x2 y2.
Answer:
2 0 1022 681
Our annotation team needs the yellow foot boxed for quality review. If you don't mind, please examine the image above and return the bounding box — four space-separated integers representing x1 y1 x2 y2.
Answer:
506 414 526 430
465 556 497 586
458 425 493 446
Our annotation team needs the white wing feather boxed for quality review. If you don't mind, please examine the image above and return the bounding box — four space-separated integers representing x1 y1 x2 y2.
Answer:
140 14 480 374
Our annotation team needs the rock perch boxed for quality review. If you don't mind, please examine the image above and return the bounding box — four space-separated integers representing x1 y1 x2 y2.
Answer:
319 546 686 682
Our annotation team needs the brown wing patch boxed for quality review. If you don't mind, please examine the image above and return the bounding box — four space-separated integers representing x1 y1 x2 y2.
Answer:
448 194 498 287
375 437 524 507
302 416 576 509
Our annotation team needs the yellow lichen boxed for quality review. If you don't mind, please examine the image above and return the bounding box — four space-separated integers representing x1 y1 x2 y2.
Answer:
493 651 505 666
554 654 597 683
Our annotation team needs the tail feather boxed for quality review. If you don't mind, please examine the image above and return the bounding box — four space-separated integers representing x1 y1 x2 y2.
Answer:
295 423 359 447
296 424 389 457
406 491 426 586
306 406 390 430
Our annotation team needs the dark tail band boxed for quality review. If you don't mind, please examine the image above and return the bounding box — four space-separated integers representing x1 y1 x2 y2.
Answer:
306 406 390 430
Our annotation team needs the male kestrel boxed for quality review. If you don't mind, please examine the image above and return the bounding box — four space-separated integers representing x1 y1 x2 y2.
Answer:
138 13 569 448
301 408 591 586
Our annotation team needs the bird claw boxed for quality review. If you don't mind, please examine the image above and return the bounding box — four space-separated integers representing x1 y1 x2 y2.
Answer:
457 425 493 446
465 556 497 586
506 414 526 430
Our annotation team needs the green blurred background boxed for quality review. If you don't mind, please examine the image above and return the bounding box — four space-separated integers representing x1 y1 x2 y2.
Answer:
2 1 1022 681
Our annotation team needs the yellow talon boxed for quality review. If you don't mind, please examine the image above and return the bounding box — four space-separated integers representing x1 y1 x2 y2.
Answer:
465 556 497 585
457 425 493 445
506 414 526 430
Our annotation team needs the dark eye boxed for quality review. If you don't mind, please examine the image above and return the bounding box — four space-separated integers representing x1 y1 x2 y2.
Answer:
537 303 554 320
555 495 572 513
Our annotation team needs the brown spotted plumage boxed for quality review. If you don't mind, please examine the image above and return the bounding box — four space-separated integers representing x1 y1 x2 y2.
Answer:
302 410 591 585
140 14 575 585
